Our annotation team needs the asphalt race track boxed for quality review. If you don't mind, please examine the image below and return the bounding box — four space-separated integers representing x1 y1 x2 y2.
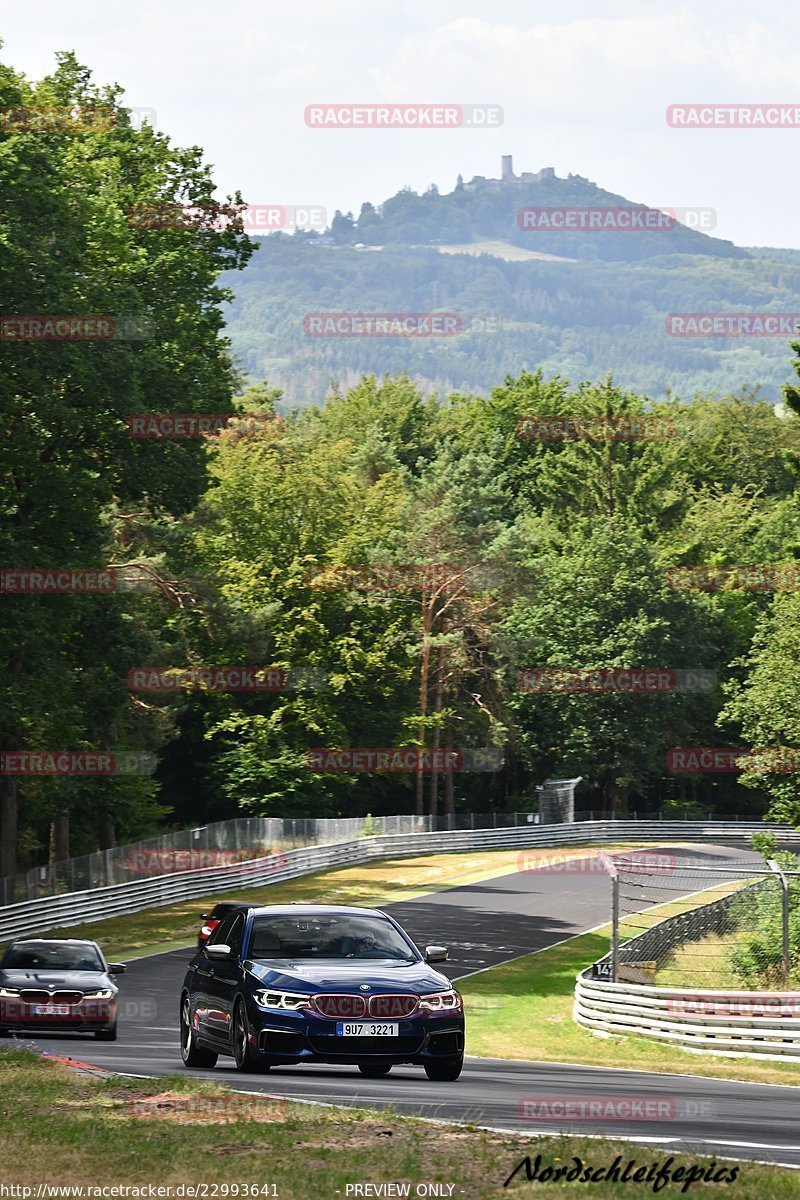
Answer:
14 844 800 1168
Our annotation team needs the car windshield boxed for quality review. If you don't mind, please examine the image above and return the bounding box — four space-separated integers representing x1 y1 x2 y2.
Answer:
1 944 104 971
247 914 417 961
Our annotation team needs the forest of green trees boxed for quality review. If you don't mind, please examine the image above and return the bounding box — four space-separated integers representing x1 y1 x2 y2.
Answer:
225 235 800 404
3 55 800 885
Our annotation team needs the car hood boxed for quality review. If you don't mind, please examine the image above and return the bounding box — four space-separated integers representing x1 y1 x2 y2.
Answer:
244 958 453 993
0 969 116 992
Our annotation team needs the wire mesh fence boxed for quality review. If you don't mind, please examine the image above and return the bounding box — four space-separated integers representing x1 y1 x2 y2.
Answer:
0 810 546 905
0 808 773 907
601 851 800 990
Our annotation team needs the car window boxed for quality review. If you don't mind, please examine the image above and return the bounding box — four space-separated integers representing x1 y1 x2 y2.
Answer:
206 913 236 947
1 943 103 971
227 913 245 957
248 914 417 961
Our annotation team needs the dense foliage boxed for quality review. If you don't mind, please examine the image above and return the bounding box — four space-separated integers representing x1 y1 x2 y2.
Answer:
2 56 800 882
225 235 800 404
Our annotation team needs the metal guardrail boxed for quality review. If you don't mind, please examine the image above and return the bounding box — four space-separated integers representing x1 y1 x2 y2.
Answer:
0 818 794 944
3 809 769 905
574 973 800 1060
575 865 800 1060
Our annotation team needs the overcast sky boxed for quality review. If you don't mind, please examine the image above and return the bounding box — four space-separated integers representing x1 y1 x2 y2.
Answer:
2 0 799 248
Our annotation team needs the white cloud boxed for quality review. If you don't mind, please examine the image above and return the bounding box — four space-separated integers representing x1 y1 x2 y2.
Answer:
1 1 799 246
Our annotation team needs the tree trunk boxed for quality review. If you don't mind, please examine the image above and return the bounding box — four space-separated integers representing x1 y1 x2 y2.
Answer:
443 745 455 829
98 814 116 850
610 784 629 819
428 641 445 822
416 589 432 818
50 809 70 864
0 775 18 903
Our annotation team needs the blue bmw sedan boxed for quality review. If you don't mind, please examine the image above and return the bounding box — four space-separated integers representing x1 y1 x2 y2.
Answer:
180 904 464 1080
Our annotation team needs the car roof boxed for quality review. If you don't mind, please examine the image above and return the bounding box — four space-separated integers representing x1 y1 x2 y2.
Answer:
10 938 98 948
247 904 387 918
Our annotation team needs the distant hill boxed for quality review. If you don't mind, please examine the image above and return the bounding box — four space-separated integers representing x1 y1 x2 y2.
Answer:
322 157 747 264
222 160 800 405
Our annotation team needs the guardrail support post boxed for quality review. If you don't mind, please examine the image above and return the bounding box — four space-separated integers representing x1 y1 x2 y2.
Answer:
768 859 790 987
618 873 623 984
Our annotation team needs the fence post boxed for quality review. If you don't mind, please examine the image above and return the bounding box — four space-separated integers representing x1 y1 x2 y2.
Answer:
598 851 619 982
767 860 790 987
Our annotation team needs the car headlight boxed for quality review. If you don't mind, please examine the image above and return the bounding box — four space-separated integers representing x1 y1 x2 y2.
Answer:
83 990 114 999
0 988 20 998
253 989 310 1011
418 989 462 1013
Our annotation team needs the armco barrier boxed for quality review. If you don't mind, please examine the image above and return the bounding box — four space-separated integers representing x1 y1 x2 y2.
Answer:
574 869 800 1060
0 819 795 944
574 972 800 1060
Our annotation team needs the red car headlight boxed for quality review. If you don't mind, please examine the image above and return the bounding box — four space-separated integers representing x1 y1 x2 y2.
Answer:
418 989 462 1014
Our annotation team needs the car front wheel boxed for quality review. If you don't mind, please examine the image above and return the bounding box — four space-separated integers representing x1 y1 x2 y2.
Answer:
95 1024 117 1041
233 999 270 1073
423 1054 464 1081
180 995 218 1068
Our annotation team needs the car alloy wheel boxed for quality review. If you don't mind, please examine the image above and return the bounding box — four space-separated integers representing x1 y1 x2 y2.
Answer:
180 995 218 1068
233 998 270 1073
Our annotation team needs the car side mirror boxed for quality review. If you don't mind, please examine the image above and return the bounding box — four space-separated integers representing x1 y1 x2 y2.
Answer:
424 945 448 963
108 963 127 974
200 914 209 920
206 943 232 960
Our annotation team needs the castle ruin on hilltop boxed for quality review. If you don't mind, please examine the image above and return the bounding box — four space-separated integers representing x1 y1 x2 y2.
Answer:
456 155 559 192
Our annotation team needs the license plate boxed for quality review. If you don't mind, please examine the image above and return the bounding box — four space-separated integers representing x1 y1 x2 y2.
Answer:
336 1022 398 1036
33 1004 70 1016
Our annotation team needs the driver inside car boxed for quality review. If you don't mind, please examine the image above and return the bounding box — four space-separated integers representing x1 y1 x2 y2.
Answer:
352 933 383 957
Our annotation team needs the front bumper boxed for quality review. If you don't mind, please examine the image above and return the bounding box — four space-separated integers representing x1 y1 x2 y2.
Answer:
0 996 117 1033
245 1003 464 1064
